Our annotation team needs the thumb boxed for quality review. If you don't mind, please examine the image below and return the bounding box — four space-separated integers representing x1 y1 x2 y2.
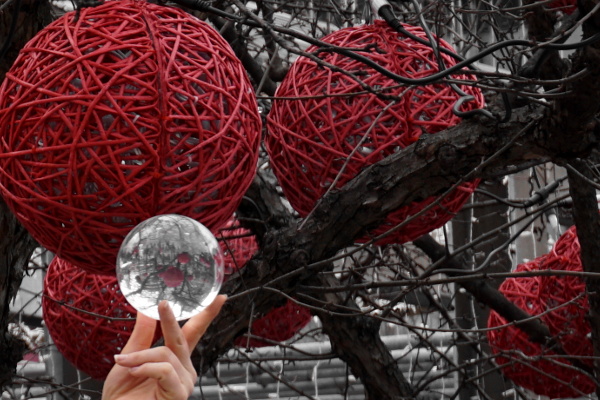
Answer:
182 295 226 350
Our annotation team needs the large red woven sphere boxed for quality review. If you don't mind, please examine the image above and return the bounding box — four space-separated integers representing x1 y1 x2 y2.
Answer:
487 258 595 398
266 20 483 245
0 0 261 274
42 256 156 380
539 225 592 366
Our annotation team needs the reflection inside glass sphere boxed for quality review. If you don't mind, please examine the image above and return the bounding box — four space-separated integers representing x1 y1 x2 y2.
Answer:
117 214 224 320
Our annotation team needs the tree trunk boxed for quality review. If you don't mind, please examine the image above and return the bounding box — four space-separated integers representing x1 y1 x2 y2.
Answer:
566 160 600 397
0 198 38 387
0 0 53 81
0 0 52 388
308 274 414 400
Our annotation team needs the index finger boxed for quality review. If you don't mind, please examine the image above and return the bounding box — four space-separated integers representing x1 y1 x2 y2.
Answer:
182 295 226 349
121 311 158 354
158 300 189 363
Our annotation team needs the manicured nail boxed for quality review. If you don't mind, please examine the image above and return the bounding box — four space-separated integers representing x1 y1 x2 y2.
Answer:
114 354 127 362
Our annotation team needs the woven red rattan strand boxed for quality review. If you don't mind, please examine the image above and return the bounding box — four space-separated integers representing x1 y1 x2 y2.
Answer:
266 20 483 245
216 218 312 348
0 0 261 274
42 256 158 380
217 218 260 276
539 225 592 366
487 256 595 398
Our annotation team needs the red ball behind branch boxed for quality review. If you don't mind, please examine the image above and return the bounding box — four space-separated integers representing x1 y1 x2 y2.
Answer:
546 0 577 14
43 256 160 380
487 255 594 398
266 20 483 245
217 218 312 348
539 226 592 366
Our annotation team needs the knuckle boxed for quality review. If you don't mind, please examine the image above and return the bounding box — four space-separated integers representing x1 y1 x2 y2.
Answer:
157 346 176 361
156 362 174 376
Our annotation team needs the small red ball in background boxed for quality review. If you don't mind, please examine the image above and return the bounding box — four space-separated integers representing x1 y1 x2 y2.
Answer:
0 0 261 274
547 0 577 14
234 299 313 348
539 226 592 366
266 20 483 245
216 218 312 347
487 257 595 398
217 218 259 275
42 256 160 380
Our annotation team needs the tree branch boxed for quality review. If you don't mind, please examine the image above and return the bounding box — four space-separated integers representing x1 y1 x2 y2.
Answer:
566 159 600 395
302 274 415 400
413 235 552 344
195 98 599 376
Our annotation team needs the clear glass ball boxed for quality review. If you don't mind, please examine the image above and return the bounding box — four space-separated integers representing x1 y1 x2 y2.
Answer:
117 214 224 321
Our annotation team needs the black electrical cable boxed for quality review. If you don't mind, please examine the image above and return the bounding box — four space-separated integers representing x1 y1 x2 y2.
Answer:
327 28 600 86
174 0 600 89
377 2 465 62
402 0 495 119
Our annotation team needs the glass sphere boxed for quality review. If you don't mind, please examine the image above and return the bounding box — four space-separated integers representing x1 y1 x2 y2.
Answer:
117 214 224 321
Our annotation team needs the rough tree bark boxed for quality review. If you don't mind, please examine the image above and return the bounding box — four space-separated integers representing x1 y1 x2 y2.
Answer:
566 160 600 397
0 198 38 387
549 0 600 387
0 0 53 81
194 99 599 398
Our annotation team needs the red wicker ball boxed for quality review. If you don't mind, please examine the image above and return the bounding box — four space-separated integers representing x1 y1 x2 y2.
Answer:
0 0 261 274
539 225 592 366
487 258 595 398
546 0 577 14
42 256 159 380
215 218 312 347
216 217 259 275
266 20 483 245
234 299 312 348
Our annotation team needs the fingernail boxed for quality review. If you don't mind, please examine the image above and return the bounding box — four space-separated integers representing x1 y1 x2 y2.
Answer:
159 300 170 310
114 354 127 362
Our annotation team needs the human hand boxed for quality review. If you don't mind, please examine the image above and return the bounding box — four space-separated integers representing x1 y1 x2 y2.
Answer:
102 295 226 400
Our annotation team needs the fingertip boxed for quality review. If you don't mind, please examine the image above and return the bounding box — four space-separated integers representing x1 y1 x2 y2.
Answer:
114 354 127 364
181 295 226 349
207 295 227 315
158 300 170 312
158 300 176 322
